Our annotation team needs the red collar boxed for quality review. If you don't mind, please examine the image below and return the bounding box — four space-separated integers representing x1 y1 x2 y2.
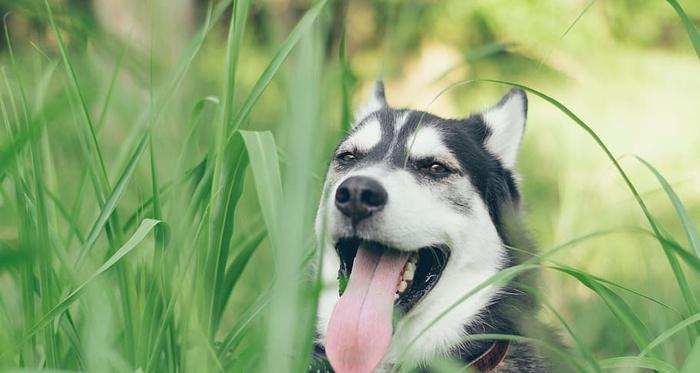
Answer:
468 341 510 371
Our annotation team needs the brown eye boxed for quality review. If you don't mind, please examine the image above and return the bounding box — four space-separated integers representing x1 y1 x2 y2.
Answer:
427 162 449 175
337 152 357 162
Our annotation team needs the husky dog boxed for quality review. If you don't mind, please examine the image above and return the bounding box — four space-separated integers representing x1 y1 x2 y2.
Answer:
311 82 555 372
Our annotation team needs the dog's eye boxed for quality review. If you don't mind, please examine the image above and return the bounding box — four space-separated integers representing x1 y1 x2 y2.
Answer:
423 161 451 175
337 151 357 162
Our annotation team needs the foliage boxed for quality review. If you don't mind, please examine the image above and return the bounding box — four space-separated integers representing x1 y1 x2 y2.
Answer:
0 0 698 372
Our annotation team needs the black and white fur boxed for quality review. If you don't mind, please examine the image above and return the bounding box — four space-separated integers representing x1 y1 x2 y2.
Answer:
312 82 556 372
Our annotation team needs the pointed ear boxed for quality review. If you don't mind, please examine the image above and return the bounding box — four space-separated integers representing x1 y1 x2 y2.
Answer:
481 88 527 169
354 80 387 122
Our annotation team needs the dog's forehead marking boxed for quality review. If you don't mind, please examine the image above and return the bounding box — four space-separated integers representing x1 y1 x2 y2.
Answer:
393 111 409 132
344 118 382 152
405 126 460 166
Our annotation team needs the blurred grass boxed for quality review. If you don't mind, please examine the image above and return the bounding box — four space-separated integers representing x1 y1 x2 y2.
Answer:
0 0 699 372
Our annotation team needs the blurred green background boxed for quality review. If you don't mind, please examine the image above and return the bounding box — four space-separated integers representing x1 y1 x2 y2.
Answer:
0 0 699 372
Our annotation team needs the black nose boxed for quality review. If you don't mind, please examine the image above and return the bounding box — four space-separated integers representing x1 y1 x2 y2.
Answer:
335 176 388 222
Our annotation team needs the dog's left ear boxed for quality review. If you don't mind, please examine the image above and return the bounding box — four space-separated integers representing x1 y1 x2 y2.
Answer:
481 88 527 169
355 80 387 123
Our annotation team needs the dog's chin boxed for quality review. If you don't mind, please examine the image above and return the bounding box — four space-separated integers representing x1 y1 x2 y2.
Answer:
335 237 450 314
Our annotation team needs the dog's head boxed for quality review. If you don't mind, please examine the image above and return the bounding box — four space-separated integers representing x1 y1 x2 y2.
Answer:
315 82 527 372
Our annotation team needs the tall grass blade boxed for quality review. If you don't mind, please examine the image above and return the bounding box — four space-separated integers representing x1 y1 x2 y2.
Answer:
20 219 160 343
637 157 700 258
640 313 700 357
227 0 329 135
218 291 272 364
552 266 653 351
599 357 679 373
665 0 700 59
205 0 250 341
681 336 700 373
43 0 111 195
204 136 249 337
239 131 283 245
276 21 324 372
339 30 354 134
0 122 44 174
522 284 603 373
217 224 267 319
75 135 149 267
479 79 700 328
0 244 29 271
634 227 700 273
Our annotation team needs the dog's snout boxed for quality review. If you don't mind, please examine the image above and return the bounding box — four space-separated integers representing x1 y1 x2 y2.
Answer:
335 176 387 221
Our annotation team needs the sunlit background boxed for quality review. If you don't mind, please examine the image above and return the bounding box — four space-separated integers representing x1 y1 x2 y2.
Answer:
1 0 699 371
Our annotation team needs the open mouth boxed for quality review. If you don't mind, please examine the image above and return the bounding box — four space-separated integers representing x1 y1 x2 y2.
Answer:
335 237 450 314
325 238 450 372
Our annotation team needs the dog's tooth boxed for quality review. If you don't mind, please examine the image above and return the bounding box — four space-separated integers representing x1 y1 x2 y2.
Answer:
398 280 408 293
403 269 414 281
406 262 415 272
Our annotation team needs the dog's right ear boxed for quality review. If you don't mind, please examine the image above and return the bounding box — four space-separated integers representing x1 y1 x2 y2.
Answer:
354 81 387 123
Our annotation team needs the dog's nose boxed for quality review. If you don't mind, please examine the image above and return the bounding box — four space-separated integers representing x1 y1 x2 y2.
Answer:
335 176 388 221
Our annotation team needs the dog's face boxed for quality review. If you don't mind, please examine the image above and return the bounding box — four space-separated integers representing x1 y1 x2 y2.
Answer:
315 82 527 372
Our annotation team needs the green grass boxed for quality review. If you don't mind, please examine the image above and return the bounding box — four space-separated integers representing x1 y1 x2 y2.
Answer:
0 0 699 372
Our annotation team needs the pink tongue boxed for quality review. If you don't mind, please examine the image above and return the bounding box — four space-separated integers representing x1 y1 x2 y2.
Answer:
325 245 409 373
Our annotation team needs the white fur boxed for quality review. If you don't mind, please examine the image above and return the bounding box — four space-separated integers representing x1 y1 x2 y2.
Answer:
482 90 526 169
394 111 409 132
380 197 504 370
342 118 382 153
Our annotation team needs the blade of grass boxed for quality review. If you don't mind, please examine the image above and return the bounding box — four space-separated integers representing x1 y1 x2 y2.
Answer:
43 0 112 199
640 313 700 357
570 267 682 315
214 222 267 326
205 1 328 341
17 219 160 345
6 22 61 367
518 283 603 373
339 30 355 134
504 234 684 315
226 0 329 137
599 356 679 373
218 291 272 365
0 121 45 175
279 21 325 373
551 265 653 351
205 0 251 340
205 133 250 337
2 26 42 365
681 336 700 373
636 157 700 258
479 79 700 333
632 227 700 274
75 134 149 268
0 243 29 271
665 0 700 59
238 130 283 247
44 188 85 244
